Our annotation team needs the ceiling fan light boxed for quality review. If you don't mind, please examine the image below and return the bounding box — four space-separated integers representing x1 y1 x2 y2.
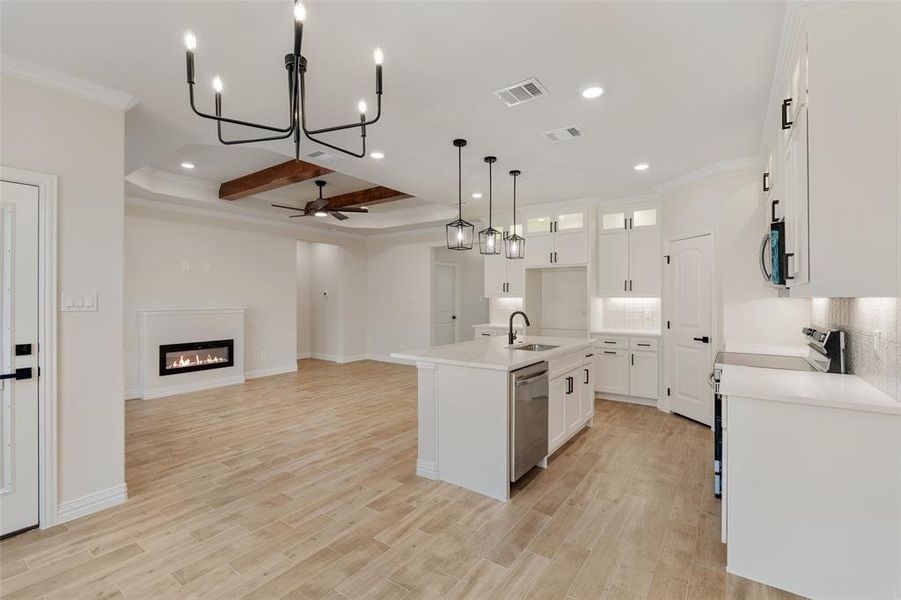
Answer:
314 210 328 217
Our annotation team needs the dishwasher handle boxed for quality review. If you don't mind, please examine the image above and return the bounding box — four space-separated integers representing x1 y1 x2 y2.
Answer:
515 371 548 387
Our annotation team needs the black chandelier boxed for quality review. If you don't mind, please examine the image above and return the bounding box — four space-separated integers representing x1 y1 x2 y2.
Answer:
478 156 503 255
182 1 383 159
505 170 525 259
446 139 474 250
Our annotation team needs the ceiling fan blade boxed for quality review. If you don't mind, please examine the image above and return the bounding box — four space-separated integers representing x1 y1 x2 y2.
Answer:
308 198 329 212
288 213 312 218
329 211 350 221
271 203 305 212
337 207 369 213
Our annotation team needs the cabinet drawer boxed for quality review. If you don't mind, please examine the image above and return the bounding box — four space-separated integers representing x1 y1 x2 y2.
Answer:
629 337 659 352
474 328 497 338
593 336 628 349
549 351 583 380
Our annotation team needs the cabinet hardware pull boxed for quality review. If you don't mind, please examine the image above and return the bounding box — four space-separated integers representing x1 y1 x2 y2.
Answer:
631 353 635 366
637 343 650 347
603 341 616 344
550 252 553 264
629 280 633 292
604 350 616 355
763 172 770 192
781 98 793 130
585 353 594 357
785 253 795 280
584 368 590 384
771 199 780 223
624 280 627 292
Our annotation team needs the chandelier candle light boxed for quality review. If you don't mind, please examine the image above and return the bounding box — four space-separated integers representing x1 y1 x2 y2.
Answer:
478 156 503 255
446 139 475 250
505 170 525 259
182 1 384 159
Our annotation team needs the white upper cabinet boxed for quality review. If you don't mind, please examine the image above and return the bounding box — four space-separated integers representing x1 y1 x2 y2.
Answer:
522 208 589 268
771 3 900 297
484 253 525 298
597 203 661 297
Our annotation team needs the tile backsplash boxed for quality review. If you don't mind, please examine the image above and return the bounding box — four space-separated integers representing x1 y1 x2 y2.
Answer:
811 297 900 401
591 297 661 332
488 297 524 325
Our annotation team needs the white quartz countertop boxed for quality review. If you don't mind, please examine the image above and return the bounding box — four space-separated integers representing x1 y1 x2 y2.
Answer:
591 328 661 337
391 335 593 372
719 365 901 416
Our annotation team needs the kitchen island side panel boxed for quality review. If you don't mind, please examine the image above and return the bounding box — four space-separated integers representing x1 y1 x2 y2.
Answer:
436 364 511 500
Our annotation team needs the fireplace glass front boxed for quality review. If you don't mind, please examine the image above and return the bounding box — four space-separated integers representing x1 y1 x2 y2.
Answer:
159 339 234 376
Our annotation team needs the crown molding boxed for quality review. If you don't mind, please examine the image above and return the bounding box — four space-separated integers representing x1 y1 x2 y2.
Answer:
654 156 762 194
1 55 137 111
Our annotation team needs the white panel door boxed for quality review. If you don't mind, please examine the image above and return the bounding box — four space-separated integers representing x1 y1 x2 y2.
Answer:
597 231 629 296
524 235 554 268
554 232 588 265
564 371 582 435
483 254 506 297
629 351 658 400
0 181 40 537
629 228 661 296
548 376 566 452
433 264 457 346
596 350 629 396
665 234 713 425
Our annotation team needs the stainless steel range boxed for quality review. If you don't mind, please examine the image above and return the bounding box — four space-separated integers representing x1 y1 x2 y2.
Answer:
710 326 846 497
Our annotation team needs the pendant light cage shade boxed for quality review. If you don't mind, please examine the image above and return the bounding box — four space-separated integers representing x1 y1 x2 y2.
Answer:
479 226 503 255
505 232 525 259
447 218 474 251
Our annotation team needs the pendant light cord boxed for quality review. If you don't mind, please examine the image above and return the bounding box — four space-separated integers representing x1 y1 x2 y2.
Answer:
457 145 462 218
512 172 517 224
488 161 493 227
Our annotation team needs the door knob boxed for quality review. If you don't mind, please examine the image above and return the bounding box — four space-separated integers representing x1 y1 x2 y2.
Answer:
693 336 710 344
0 368 33 380
451 315 457 320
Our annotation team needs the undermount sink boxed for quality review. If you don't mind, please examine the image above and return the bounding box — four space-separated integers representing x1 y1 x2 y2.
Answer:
511 343 559 352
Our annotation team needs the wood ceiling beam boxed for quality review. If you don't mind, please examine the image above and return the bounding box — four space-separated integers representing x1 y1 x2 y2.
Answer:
324 186 410 210
219 159 333 200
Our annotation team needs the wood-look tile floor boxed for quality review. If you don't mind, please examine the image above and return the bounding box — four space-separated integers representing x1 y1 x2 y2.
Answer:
0 359 803 600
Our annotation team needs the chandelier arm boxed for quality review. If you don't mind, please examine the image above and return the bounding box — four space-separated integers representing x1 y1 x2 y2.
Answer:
298 69 382 136
302 130 366 159
213 68 300 145
297 71 367 158
187 73 296 134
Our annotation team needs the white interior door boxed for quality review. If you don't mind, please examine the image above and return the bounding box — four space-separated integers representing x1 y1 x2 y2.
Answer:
0 181 40 537
664 233 713 425
433 263 457 346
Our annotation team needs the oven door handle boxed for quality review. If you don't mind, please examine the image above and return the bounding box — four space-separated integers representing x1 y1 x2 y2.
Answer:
708 371 717 389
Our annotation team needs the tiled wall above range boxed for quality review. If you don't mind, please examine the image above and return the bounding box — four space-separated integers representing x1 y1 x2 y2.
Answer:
811 297 900 401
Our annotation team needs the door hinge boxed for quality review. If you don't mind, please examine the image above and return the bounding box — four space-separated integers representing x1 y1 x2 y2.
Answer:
665 255 670 264
667 387 671 397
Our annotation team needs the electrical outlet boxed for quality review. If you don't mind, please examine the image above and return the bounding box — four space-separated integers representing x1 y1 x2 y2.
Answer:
182 260 191 271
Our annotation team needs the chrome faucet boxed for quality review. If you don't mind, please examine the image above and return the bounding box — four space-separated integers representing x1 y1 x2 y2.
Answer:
508 311 531 345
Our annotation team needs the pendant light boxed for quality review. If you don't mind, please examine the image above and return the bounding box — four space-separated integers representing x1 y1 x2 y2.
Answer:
505 169 525 259
478 156 503 255
446 139 474 250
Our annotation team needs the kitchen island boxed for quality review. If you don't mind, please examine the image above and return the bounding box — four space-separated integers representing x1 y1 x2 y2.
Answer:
392 335 594 500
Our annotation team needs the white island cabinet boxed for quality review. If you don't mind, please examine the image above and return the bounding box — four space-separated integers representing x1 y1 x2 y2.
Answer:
392 336 593 500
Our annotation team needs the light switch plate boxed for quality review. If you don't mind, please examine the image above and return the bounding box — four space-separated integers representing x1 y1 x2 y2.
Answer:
61 291 99 312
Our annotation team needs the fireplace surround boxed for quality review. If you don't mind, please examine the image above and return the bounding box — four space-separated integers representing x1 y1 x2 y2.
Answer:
159 339 234 376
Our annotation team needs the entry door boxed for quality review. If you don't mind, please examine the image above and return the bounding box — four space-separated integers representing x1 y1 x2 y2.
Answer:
0 181 40 537
433 263 457 346
664 233 713 425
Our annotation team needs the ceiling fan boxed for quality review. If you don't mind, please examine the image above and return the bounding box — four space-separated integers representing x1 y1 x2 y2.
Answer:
272 180 369 221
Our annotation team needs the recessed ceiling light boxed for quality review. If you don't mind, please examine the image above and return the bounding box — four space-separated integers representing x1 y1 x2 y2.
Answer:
369 151 385 160
634 163 649 171
471 192 483 199
180 162 195 169
581 85 604 99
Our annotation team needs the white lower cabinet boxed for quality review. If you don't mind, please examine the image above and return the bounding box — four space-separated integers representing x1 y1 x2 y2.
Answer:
548 354 594 454
594 335 660 401
596 349 630 395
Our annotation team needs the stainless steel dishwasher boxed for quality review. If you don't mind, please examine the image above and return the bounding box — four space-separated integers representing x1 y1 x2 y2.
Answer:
511 361 549 482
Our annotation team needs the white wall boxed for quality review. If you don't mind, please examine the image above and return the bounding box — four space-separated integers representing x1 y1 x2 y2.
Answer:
310 242 341 359
296 241 312 358
340 241 369 360
661 166 811 348
1 75 125 506
124 204 298 388
432 247 489 343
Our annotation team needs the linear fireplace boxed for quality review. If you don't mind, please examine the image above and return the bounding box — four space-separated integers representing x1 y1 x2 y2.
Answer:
159 339 235 376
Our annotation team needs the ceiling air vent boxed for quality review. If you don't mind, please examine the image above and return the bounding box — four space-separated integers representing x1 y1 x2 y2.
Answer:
304 149 341 163
493 78 549 107
542 126 584 143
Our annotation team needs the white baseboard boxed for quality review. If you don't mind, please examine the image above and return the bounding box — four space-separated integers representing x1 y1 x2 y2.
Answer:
597 391 658 407
310 352 339 362
338 354 367 364
296 352 312 360
368 354 416 366
140 374 246 400
245 364 297 379
124 388 142 400
416 459 439 480
57 482 128 525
